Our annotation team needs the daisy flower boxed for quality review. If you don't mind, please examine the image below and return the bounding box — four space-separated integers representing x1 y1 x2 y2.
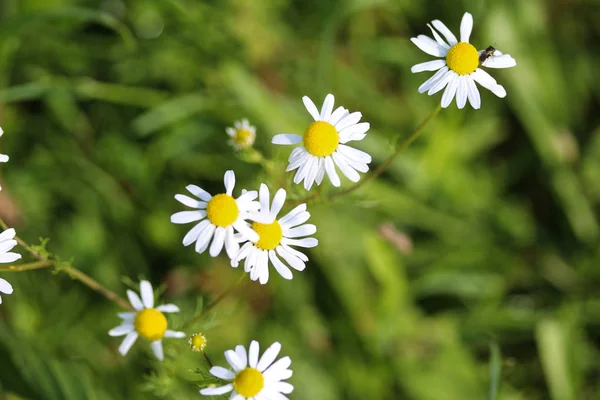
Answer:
108 280 185 361
189 332 207 352
232 184 317 284
171 170 263 258
411 12 516 109
227 119 256 150
200 340 293 399
0 127 9 191
272 94 372 190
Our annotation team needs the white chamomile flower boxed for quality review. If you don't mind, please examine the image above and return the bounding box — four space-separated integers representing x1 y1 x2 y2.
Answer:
272 94 372 190
232 184 318 284
200 340 294 400
227 119 256 150
411 12 516 109
0 127 9 191
171 170 265 259
108 280 185 361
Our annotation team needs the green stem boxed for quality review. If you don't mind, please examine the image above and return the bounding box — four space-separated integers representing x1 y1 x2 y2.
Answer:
0 260 53 272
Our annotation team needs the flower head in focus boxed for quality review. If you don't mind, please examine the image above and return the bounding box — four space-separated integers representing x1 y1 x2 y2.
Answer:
189 332 207 352
272 94 372 190
171 170 264 259
108 280 185 361
200 340 293 399
411 12 516 109
232 184 317 284
227 119 256 150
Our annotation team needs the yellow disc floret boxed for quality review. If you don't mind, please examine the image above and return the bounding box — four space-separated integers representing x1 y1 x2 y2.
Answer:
134 308 167 341
234 129 255 149
303 121 339 157
251 221 283 250
206 194 239 227
445 42 479 75
233 368 264 397
189 333 207 352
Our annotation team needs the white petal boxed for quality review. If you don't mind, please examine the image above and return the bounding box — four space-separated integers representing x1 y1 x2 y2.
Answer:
302 96 320 121
259 184 270 214
257 342 282 372
229 394 244 400
270 189 286 219
482 54 517 69
225 226 239 260
441 74 459 108
164 330 186 338
275 247 306 271
233 221 259 242
200 384 234 396
210 366 236 380
431 19 457 45
244 247 259 273
235 345 248 368
156 304 180 313
0 228 16 241
236 190 258 205
196 223 216 254
225 349 246 372
249 340 260 368
332 152 360 182
183 220 211 246
0 239 17 255
271 134 302 145
126 290 144 311
339 122 370 140
426 23 450 47
117 312 136 320
280 211 311 230
429 69 455 95
282 237 318 248
335 112 362 131
268 250 293 280
264 367 293 382
410 35 447 57
273 382 294 394
280 243 309 262
139 280 154 309
186 185 212 202
472 69 507 98
232 242 253 267
286 148 310 172
418 66 448 93
263 356 292 377
320 94 334 120
224 170 235 196
336 144 372 163
460 12 473 43
278 204 306 226
118 332 138 356
174 194 206 209
283 224 316 238
411 59 446 73
0 253 21 263
258 251 270 284
456 76 468 109
151 340 164 361
303 157 320 191
315 157 326 185
465 76 481 109
209 227 226 257
171 210 206 225
292 154 312 184
108 324 134 337
328 106 347 126
323 156 341 187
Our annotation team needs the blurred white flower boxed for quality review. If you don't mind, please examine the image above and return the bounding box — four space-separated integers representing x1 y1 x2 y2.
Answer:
200 340 293 400
108 280 185 361
232 184 317 284
0 228 21 304
272 94 372 190
411 12 516 109
227 119 256 150
170 170 267 259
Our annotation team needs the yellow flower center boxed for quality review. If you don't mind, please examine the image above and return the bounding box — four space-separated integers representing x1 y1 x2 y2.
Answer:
134 308 167 341
233 368 264 398
445 42 479 75
251 221 283 250
234 129 254 148
189 333 207 352
303 121 339 157
206 194 239 227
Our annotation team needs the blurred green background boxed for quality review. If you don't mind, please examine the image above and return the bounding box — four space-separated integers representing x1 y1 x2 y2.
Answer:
1 0 600 399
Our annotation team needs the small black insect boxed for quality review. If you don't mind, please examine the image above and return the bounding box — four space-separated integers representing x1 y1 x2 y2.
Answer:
478 46 496 64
